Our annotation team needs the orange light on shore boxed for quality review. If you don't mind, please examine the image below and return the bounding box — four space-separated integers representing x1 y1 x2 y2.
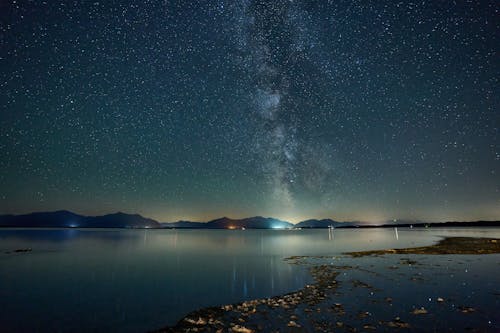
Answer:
227 226 236 230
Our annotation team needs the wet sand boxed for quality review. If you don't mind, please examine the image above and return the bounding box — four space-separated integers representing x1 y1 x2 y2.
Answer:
153 237 500 332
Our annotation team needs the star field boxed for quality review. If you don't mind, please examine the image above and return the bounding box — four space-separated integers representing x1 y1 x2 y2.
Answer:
0 0 498 222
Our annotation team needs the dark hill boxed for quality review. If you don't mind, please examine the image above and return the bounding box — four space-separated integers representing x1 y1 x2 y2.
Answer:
161 221 205 228
83 212 160 228
0 210 84 228
295 219 344 228
206 216 293 229
0 211 160 228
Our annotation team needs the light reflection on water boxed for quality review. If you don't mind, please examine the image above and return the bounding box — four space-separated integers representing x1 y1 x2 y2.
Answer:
0 228 499 332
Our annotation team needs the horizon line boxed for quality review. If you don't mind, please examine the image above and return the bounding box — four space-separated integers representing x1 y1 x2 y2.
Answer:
1 209 499 225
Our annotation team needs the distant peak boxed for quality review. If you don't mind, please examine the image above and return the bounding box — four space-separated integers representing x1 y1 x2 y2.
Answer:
54 210 74 214
111 211 140 217
216 216 233 221
36 210 80 217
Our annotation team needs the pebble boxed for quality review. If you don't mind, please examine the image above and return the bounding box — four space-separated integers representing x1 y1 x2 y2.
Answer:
412 307 428 315
231 325 253 333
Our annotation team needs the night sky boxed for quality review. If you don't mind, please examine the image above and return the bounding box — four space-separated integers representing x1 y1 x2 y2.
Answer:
1 1 498 223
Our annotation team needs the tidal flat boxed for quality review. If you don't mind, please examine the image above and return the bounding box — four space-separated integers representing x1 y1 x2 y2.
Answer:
155 237 500 332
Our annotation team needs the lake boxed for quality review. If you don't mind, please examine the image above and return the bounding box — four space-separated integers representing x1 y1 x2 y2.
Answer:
1 227 499 332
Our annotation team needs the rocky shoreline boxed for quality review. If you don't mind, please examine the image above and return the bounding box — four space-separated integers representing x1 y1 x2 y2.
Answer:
345 237 500 257
154 264 341 332
153 237 500 333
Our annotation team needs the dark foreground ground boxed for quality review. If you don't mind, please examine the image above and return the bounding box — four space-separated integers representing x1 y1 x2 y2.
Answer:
153 237 500 332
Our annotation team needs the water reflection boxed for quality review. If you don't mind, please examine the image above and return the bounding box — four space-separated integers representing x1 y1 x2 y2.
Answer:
328 226 334 240
0 228 499 333
0 228 138 244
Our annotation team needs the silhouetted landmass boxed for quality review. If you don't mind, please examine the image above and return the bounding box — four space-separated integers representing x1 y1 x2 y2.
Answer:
335 220 500 228
0 210 84 228
84 212 160 228
0 210 498 229
295 219 350 228
0 211 160 228
162 216 294 229
206 216 293 229
345 237 500 256
161 221 205 228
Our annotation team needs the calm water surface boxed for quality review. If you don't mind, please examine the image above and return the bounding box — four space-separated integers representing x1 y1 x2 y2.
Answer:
1 228 499 332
